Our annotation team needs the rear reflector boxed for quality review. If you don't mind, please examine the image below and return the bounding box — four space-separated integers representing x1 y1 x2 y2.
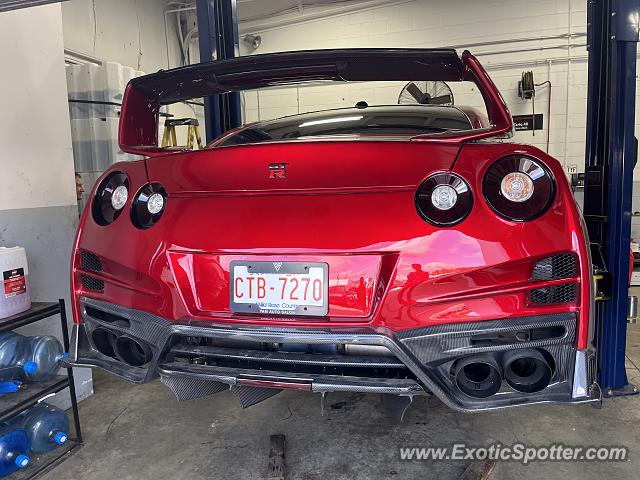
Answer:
237 378 312 391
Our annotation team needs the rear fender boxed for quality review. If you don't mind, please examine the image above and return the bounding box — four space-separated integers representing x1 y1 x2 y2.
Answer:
451 142 591 349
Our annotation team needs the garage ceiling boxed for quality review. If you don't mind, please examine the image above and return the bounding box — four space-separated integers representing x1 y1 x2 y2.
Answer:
1 0 370 19
237 0 371 23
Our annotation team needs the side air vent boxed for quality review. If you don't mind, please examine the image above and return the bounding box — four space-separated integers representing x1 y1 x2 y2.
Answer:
530 284 576 304
81 251 103 272
531 254 576 280
85 306 130 327
81 274 105 291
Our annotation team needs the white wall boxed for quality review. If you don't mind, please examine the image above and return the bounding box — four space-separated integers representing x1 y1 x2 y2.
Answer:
240 0 589 174
62 0 181 72
0 4 76 210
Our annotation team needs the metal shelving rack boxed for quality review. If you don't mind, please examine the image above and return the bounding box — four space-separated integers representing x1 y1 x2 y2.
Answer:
0 300 83 479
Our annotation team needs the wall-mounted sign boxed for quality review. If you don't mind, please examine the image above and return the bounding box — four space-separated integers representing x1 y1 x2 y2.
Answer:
512 113 543 131
571 172 585 188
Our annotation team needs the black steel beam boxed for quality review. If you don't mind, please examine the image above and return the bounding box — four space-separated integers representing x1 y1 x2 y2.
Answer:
196 0 241 142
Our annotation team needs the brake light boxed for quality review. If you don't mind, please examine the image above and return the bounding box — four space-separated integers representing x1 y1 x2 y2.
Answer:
415 173 473 227
131 183 167 229
482 155 555 222
92 171 129 226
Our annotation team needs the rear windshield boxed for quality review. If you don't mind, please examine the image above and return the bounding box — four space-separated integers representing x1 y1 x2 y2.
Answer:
216 105 472 147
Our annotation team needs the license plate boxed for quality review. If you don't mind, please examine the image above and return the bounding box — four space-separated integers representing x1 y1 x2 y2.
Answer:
230 261 329 316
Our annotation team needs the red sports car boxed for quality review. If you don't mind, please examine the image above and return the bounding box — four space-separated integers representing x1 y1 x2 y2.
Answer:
70 49 600 415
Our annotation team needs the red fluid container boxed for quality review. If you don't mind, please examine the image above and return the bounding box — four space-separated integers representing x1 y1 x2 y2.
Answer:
0 247 31 319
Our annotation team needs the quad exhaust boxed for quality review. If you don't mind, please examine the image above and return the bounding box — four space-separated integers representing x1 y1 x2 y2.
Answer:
452 349 554 398
502 349 552 393
452 354 502 398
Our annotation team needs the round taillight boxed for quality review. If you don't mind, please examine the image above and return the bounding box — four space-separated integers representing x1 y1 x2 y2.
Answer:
483 155 555 222
131 183 167 229
415 173 473 227
110 185 129 210
92 171 129 226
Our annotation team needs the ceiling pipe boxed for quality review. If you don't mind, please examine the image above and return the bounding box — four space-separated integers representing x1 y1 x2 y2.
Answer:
0 0 70 13
239 0 412 34
64 48 103 66
444 32 586 51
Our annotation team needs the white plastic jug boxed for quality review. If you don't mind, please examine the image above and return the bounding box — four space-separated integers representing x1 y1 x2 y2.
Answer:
0 247 31 319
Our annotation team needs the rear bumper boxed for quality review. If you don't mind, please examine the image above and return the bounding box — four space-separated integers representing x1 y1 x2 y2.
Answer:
70 297 601 412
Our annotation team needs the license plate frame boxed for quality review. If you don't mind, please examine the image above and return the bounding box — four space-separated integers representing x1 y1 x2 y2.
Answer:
229 261 329 316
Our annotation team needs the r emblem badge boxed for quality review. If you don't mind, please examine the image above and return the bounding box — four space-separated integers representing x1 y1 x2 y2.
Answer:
273 262 283 272
268 163 288 179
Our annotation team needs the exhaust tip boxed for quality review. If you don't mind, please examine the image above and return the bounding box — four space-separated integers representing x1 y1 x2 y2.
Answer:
115 335 153 367
453 355 502 398
503 349 552 393
91 328 118 358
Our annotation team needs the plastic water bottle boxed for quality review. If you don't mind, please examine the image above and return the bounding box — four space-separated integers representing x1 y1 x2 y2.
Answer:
0 428 30 477
0 332 37 383
0 332 66 384
16 403 69 453
23 336 67 382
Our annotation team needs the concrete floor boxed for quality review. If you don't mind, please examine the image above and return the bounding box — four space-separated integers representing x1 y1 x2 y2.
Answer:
44 326 640 480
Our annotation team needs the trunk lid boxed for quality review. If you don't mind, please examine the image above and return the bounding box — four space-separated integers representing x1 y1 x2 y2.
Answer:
146 141 461 194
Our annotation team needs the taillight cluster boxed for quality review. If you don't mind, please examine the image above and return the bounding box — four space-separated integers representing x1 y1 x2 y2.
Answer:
91 172 167 229
131 183 167 229
415 155 555 226
415 173 473 226
483 155 555 222
92 172 129 226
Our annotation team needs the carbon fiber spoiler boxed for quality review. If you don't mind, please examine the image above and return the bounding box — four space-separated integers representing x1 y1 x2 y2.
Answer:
119 49 512 155
130 49 462 104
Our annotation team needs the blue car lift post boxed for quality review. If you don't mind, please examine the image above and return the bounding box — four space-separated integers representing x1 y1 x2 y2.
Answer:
196 0 242 142
584 0 640 396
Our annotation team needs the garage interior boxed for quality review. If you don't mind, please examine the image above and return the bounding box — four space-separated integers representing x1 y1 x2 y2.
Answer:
1 0 640 479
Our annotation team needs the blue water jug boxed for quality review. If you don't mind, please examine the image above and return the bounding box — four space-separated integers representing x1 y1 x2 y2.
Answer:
0 428 30 477
15 403 69 453
23 336 67 382
0 332 66 384
0 332 37 383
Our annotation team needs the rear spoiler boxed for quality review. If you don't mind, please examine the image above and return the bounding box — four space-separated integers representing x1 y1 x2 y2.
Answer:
119 49 513 155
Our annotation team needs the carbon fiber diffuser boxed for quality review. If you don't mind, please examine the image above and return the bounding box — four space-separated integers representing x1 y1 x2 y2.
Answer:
160 374 228 401
231 385 282 408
